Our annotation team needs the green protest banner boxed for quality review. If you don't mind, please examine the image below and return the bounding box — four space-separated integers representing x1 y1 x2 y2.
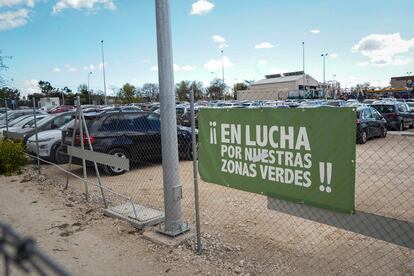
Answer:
198 108 356 214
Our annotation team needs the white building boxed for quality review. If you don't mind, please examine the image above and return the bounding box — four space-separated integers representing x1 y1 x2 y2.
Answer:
238 71 320 100
38 97 60 111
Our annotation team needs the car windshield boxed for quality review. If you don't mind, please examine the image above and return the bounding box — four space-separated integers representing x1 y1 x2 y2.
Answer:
7 115 30 126
374 105 395 113
36 115 54 127
21 115 48 127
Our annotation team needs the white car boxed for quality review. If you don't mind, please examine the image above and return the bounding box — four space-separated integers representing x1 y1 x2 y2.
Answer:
0 114 48 140
26 123 69 164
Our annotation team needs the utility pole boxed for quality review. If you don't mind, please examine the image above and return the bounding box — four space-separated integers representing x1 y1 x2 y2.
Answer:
302 42 305 93
155 0 189 237
87 72 92 105
321 53 328 98
101 40 108 106
221 49 224 84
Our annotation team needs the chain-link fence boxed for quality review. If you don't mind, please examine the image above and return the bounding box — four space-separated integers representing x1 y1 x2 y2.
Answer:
10 88 411 275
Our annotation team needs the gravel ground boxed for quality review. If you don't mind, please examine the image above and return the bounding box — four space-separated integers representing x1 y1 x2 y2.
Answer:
2 133 413 275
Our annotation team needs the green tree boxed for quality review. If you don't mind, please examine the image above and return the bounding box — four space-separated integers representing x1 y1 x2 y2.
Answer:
176 80 191 101
233 82 248 100
77 84 89 104
138 83 159 102
118 83 136 103
0 87 20 108
0 87 20 101
190 81 204 100
206 78 226 100
38 81 55 96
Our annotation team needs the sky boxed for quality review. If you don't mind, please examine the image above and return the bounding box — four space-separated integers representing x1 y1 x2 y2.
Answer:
0 0 413 97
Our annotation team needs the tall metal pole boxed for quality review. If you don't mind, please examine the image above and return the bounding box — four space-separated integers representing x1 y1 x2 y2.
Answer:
302 42 305 92
221 49 224 84
101 40 108 106
190 87 202 253
321 53 328 98
32 98 40 174
77 96 89 200
87 72 92 105
155 0 189 236
221 49 225 100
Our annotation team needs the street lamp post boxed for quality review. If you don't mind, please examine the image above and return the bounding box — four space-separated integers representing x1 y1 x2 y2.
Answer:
221 49 224 84
101 40 108 106
87 72 93 105
155 0 189 237
321 53 328 98
302 42 305 92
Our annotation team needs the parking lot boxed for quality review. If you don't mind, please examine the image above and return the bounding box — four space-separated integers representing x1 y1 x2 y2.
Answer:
36 131 414 275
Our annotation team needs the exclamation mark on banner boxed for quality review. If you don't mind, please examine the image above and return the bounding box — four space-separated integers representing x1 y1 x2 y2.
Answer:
209 121 217 144
319 162 333 193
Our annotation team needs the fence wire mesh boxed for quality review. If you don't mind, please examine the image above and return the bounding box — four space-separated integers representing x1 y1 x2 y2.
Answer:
13 90 414 275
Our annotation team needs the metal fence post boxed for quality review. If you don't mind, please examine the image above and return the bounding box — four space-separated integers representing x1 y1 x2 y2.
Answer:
190 88 202 253
79 106 108 208
77 96 89 200
32 98 40 174
155 0 189 236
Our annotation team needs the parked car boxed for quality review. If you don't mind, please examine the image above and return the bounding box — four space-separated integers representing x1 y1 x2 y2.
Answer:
5 112 75 143
26 122 71 164
61 111 195 175
48 105 75 114
371 102 414 131
180 108 199 127
0 109 44 128
406 102 414 112
363 99 376 105
0 114 48 139
101 106 141 113
326 100 347 107
356 107 387 144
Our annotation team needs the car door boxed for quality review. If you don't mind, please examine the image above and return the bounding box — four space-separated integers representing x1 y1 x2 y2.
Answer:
369 108 382 136
146 113 162 157
397 103 411 126
401 103 414 125
122 114 158 161
52 114 74 129
363 109 375 138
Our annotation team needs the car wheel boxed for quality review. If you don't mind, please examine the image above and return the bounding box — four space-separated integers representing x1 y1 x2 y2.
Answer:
358 131 367 144
103 148 128 176
380 127 387 138
409 123 414 129
51 143 68 164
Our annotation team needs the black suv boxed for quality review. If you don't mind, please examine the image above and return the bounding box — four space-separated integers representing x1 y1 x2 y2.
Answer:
356 107 387 144
371 102 414 131
62 111 194 175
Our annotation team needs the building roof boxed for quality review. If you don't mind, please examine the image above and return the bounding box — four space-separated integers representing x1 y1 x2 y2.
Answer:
391 76 412 81
252 74 309 86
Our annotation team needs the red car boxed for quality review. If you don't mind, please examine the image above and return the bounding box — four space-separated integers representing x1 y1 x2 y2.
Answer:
48 105 75 114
